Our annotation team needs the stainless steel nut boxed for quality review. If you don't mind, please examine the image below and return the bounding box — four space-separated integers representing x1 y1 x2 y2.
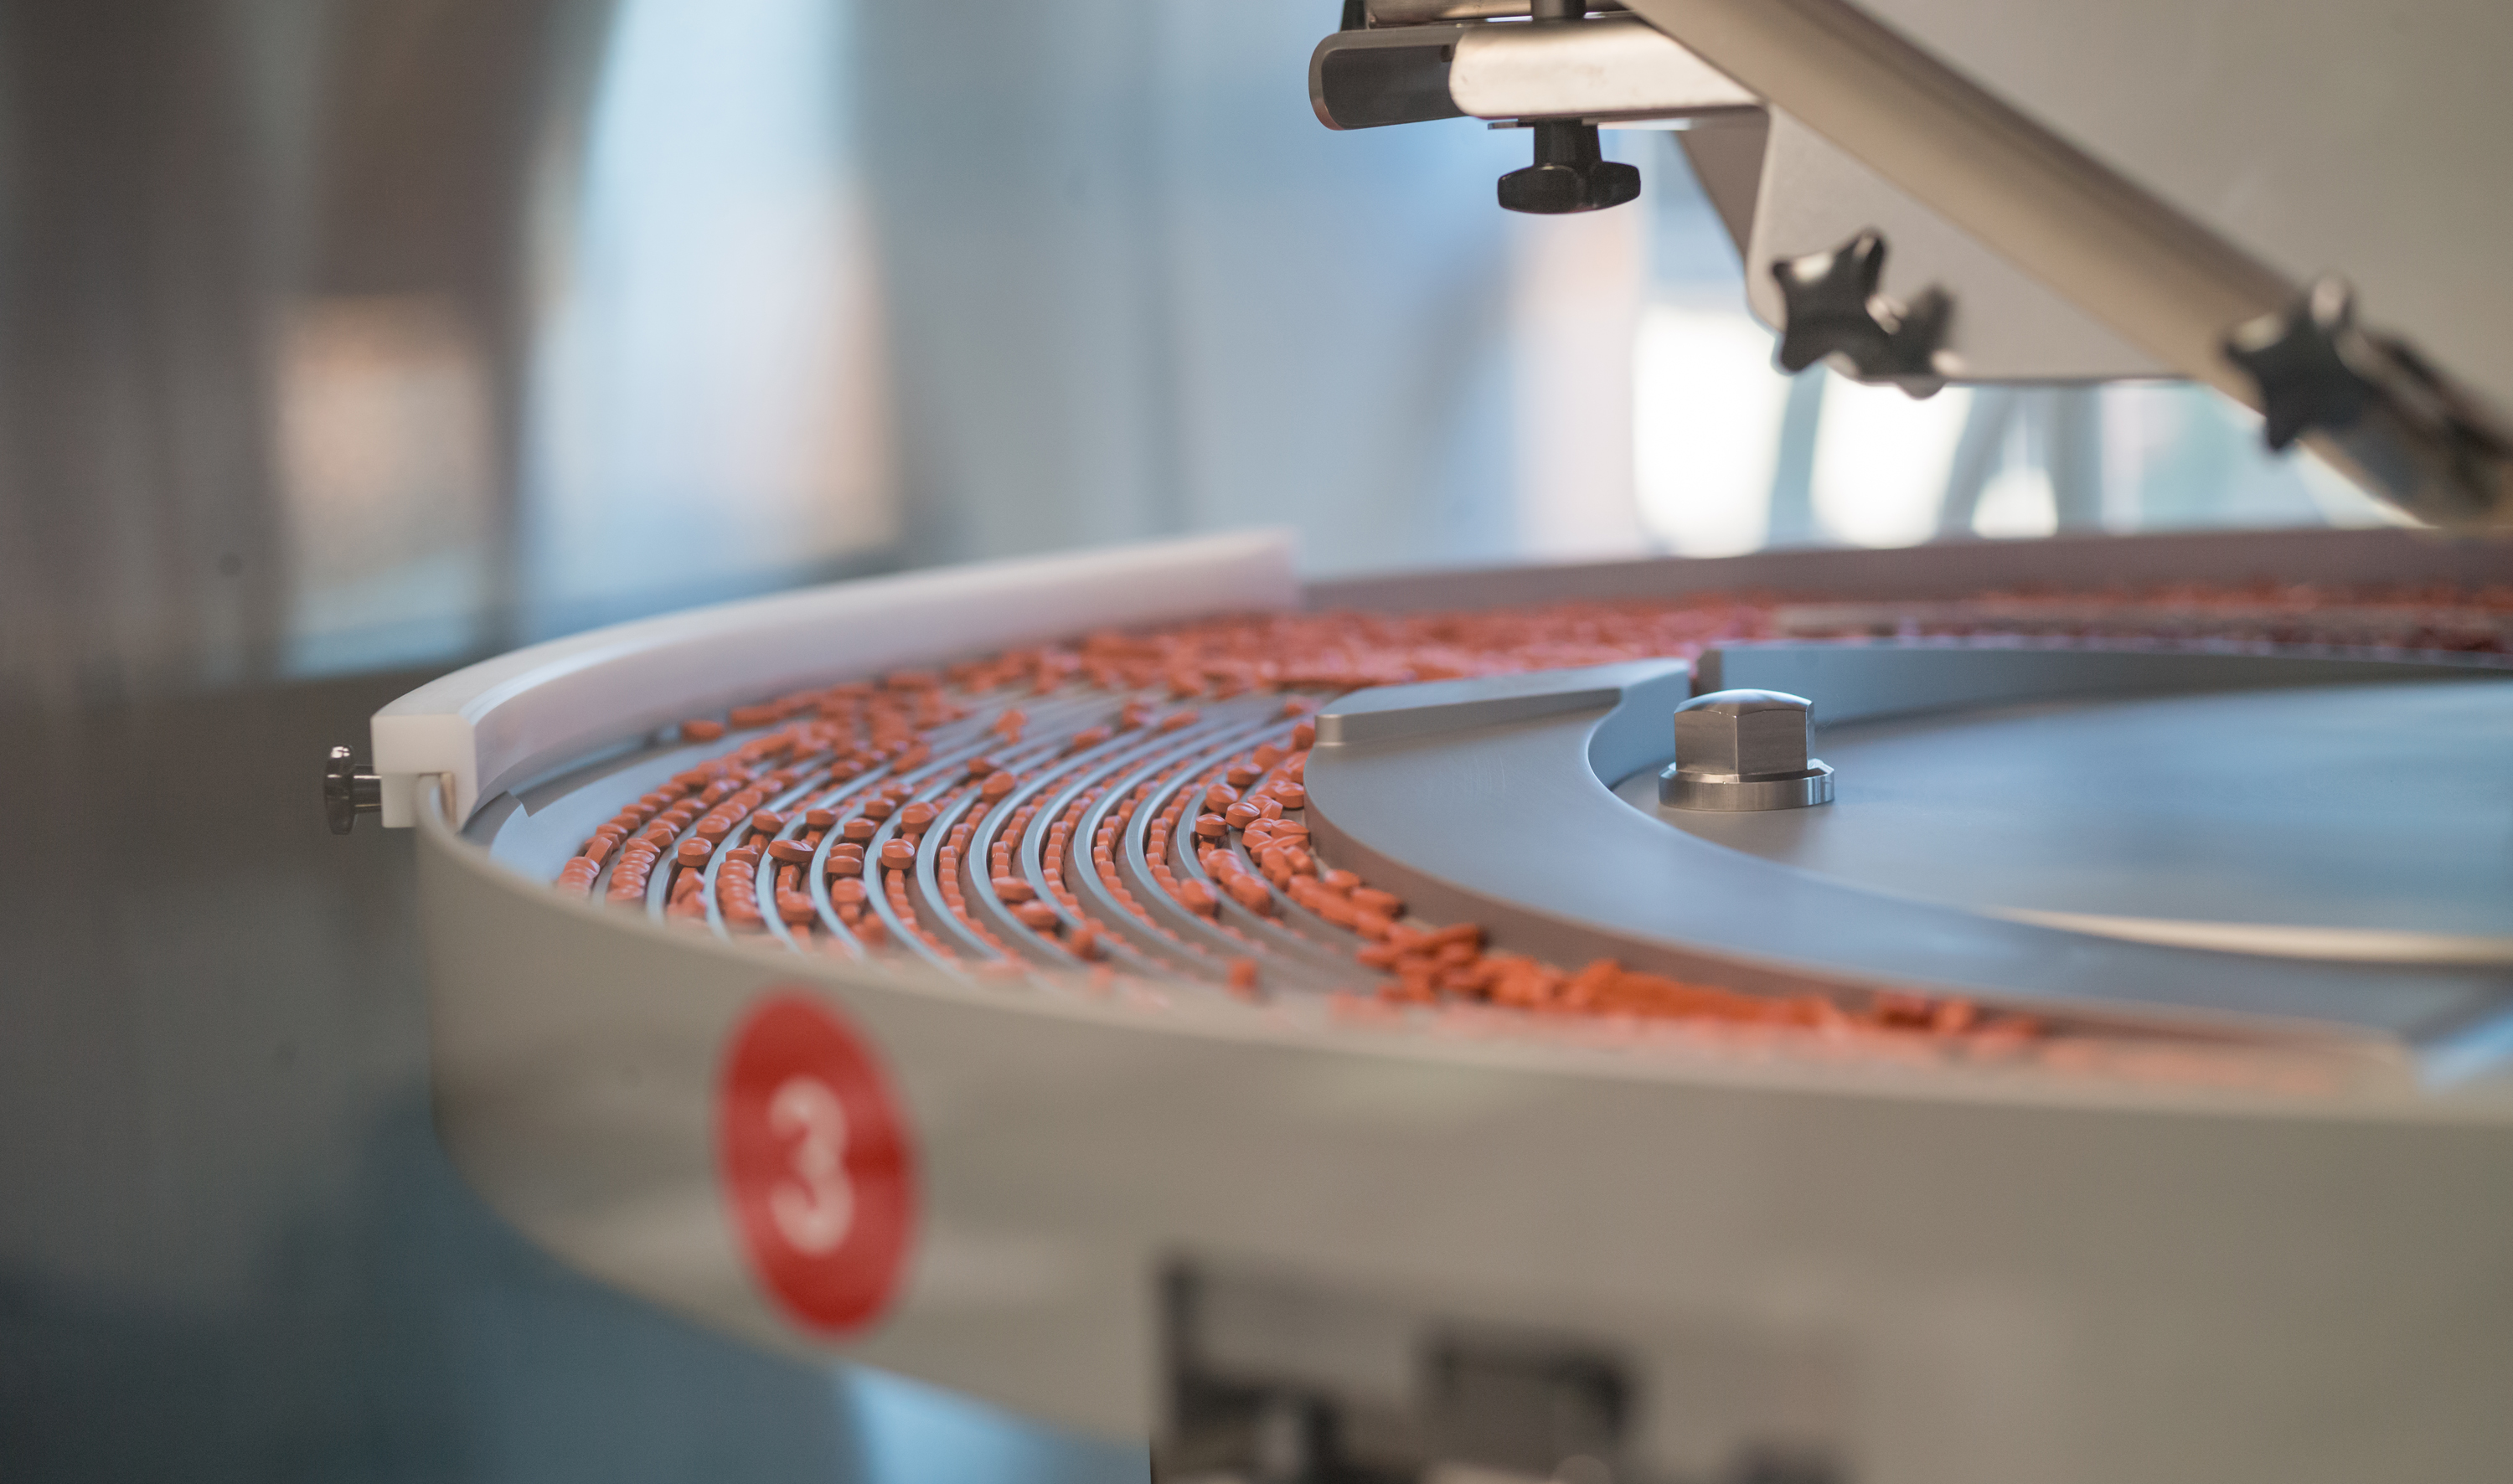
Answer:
1674 688 1813 777
1659 689 1834 812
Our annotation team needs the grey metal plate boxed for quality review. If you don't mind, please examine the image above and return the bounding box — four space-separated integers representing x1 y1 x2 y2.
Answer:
1644 682 2513 959
1308 645 2513 1045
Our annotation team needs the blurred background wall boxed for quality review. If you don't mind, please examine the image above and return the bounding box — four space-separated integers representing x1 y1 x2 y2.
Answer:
0 1 2389 1480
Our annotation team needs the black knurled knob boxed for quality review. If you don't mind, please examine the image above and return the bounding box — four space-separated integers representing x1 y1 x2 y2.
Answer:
1497 121 1639 215
1769 228 1952 387
2223 277 2380 450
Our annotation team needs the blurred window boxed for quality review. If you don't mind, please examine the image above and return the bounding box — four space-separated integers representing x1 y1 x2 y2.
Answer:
279 296 498 674
262 12 2418 689
276 0 897 676
519 0 896 641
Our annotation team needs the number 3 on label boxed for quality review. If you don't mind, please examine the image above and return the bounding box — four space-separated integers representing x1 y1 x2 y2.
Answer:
720 991 915 1335
766 1075 854 1255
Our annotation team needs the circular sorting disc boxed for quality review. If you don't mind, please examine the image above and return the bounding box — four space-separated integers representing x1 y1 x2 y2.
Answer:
1657 679 2513 962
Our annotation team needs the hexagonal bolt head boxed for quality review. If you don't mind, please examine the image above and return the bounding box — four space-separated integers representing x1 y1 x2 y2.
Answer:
1674 689 1815 780
1662 689 1834 812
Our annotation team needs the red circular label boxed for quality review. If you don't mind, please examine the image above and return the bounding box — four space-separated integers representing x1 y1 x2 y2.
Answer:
718 991 916 1335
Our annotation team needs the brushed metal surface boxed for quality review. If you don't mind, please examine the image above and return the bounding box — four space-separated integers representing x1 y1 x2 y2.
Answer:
1849 0 2513 416
1447 13 1757 121
1309 647 2513 1043
1652 680 2513 958
1742 110 2169 379
1618 0 2513 525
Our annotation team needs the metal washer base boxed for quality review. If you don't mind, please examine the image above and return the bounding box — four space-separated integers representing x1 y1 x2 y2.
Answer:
1659 760 1835 812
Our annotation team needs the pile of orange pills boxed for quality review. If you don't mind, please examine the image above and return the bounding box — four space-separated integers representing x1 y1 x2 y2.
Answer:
544 585 2513 1056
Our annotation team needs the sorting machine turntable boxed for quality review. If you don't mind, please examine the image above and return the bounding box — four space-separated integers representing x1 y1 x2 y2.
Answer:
350 527 2513 1484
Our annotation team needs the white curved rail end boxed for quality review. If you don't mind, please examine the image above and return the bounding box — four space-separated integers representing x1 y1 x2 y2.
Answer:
372 529 1300 827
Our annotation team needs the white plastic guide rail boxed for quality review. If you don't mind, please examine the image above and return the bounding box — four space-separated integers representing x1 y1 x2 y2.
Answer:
371 530 1302 827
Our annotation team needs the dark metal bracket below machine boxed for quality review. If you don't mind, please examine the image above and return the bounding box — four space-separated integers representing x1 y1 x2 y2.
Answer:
1158 1260 1848 1484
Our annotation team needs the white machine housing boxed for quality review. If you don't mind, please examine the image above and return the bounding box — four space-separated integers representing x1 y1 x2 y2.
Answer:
385 532 2513 1484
